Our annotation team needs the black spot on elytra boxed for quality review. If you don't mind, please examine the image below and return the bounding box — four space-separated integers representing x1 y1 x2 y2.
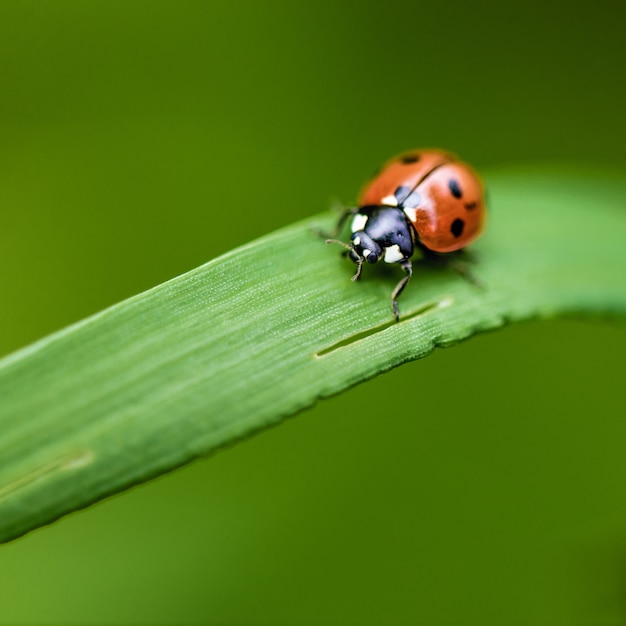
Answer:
394 185 410 201
451 218 465 237
464 201 477 210
448 179 462 198
400 153 420 164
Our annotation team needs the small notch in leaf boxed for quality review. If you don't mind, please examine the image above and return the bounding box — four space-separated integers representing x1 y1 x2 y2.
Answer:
314 298 453 358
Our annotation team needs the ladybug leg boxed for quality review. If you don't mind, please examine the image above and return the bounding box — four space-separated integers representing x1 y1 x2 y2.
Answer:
447 255 485 290
326 238 364 280
419 245 485 290
391 260 413 321
458 248 479 264
316 207 357 239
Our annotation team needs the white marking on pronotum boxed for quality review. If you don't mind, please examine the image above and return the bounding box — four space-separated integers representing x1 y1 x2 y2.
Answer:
384 244 404 263
403 206 418 222
362 249 372 258
352 236 361 246
351 213 368 232
381 194 398 207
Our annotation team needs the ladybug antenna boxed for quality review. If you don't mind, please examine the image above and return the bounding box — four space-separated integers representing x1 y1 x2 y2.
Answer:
325 238 353 252
326 238 364 281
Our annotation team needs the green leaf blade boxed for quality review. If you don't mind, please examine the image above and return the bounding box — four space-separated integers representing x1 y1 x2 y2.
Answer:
1 167 625 543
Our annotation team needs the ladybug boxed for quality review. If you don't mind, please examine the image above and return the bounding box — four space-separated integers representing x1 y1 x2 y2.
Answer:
327 149 486 320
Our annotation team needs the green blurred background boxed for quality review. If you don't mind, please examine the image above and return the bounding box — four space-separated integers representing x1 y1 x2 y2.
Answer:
1 1 626 624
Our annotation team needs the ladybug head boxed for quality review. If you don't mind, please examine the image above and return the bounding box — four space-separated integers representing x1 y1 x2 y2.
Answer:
350 231 381 264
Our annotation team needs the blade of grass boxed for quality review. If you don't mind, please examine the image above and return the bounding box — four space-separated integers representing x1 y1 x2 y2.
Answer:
1 166 625 543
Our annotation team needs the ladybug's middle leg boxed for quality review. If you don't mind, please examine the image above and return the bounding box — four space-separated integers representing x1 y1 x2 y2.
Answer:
391 259 413 321
420 245 485 290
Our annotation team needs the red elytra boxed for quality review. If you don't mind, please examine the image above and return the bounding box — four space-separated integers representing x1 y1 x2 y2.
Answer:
358 149 485 253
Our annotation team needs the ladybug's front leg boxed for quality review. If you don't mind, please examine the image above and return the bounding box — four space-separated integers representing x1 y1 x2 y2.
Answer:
391 259 413 321
325 237 365 280
316 206 357 240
